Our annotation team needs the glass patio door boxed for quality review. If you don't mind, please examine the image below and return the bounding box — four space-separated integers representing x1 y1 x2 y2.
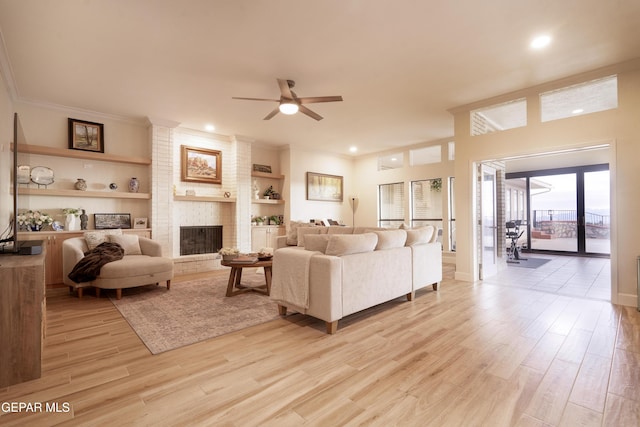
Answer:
480 165 497 278
584 170 610 254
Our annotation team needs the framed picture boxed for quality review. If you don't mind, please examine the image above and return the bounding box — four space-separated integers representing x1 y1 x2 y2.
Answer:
94 213 131 229
306 172 343 202
181 145 222 184
253 163 272 173
68 118 104 153
133 217 148 229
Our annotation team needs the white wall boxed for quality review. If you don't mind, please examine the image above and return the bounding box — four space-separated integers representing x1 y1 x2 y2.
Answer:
283 146 355 225
452 60 640 306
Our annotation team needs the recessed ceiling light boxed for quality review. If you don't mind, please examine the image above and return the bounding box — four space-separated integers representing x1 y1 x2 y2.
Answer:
349 146 357 153
205 124 215 132
572 108 584 114
391 157 397 161
530 35 551 49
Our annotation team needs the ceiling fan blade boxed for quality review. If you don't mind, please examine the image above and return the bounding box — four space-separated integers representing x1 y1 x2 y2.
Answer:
298 96 343 104
263 108 280 120
232 97 280 102
299 105 323 121
277 79 294 99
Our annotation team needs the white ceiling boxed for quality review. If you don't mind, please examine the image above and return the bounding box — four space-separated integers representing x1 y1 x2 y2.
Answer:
1 0 639 156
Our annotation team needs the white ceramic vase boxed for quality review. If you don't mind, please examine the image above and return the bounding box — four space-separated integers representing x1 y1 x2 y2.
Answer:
65 214 80 231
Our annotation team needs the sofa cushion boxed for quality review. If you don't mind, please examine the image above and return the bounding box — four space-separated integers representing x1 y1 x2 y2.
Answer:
84 229 123 250
108 234 142 255
373 229 407 250
286 221 315 245
325 233 378 256
304 234 330 253
297 227 322 246
327 226 354 235
405 226 435 246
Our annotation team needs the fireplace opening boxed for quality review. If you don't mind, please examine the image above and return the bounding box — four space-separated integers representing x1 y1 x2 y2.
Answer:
180 226 222 256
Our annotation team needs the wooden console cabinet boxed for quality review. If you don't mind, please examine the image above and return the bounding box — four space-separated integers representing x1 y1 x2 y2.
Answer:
0 250 46 387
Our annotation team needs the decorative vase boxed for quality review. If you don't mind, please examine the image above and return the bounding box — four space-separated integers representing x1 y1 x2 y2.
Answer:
109 183 118 190
75 178 87 191
128 177 139 193
30 224 41 232
65 214 79 231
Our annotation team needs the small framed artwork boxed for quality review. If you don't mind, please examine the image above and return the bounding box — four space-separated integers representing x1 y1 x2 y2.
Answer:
252 163 272 173
68 118 104 153
306 172 343 202
133 217 148 229
94 213 131 229
181 145 222 184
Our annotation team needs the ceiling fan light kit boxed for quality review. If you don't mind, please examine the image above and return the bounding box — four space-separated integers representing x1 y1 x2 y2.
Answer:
279 102 299 115
233 78 343 121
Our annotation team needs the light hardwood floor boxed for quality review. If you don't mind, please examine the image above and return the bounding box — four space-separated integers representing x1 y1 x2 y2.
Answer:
1 264 639 426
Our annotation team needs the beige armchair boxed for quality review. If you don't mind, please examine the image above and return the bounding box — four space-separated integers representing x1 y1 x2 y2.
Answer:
63 236 174 299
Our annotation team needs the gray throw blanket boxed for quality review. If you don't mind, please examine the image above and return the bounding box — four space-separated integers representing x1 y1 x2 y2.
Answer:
68 242 124 283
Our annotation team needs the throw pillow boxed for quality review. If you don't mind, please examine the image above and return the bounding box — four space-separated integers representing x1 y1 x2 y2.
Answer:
286 220 308 246
405 226 434 246
373 229 407 250
325 233 378 256
108 234 142 255
83 229 124 250
297 227 322 246
304 234 330 253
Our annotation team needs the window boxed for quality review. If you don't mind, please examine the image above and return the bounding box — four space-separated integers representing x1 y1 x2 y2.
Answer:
410 179 442 230
471 98 527 136
540 75 618 122
377 153 404 170
410 145 441 166
379 182 404 227
448 141 455 161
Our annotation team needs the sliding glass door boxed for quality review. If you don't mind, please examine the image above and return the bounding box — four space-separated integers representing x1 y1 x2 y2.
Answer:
507 164 609 256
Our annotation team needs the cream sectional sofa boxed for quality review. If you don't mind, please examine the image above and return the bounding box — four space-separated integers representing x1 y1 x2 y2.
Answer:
271 227 442 333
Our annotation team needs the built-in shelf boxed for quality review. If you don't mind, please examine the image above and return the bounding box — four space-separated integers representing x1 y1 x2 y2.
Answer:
252 199 285 205
12 143 151 166
173 195 236 203
17 187 150 199
251 171 284 180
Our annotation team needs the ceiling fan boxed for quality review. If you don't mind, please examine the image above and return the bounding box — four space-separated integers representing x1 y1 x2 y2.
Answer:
232 79 343 121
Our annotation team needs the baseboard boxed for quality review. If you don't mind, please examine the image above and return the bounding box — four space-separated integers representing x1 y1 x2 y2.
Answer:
454 271 474 282
617 293 639 308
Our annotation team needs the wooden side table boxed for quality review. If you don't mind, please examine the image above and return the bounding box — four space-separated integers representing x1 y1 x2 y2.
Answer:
221 259 273 297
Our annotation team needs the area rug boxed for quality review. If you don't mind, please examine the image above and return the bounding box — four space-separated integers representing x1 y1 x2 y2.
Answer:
507 257 551 269
110 272 280 354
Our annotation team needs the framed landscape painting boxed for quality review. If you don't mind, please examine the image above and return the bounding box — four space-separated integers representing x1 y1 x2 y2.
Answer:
306 172 343 202
181 145 222 184
68 118 104 153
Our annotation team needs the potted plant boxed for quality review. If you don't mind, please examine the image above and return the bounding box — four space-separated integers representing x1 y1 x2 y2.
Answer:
218 247 240 261
269 215 280 225
263 185 274 199
17 210 54 231
254 216 265 225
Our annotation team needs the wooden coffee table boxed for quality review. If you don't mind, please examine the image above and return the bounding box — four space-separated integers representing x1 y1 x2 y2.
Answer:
221 259 273 297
